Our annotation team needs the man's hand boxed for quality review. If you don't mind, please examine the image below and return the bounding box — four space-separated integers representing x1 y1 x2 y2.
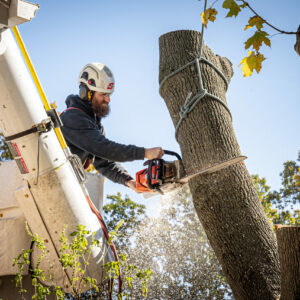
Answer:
145 147 164 160
126 179 138 193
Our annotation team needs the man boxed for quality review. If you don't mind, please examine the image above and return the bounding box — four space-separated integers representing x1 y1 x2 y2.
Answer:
60 62 164 192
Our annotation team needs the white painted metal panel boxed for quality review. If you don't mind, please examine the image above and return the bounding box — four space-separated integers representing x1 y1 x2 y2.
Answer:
0 161 29 276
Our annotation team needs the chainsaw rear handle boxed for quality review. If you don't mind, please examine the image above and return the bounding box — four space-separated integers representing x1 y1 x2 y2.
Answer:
143 150 182 167
143 150 182 166
163 150 182 161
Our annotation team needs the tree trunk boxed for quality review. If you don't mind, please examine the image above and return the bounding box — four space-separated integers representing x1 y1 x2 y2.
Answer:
294 26 300 56
159 30 280 300
276 225 300 300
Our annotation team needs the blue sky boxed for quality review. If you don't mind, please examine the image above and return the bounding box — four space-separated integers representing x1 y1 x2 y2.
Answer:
18 0 300 212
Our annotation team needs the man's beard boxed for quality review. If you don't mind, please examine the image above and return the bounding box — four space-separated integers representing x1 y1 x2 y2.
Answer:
92 102 110 118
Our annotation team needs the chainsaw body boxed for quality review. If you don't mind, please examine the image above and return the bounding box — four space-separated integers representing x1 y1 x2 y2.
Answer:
136 152 185 194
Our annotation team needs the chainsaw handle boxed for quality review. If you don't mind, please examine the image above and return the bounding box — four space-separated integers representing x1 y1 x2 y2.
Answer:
147 159 162 190
163 150 182 161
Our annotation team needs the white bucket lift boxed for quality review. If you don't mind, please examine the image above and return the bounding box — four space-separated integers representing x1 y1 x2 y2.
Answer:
0 0 117 294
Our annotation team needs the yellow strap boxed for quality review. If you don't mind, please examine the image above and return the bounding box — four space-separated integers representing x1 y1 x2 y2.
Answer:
11 26 68 149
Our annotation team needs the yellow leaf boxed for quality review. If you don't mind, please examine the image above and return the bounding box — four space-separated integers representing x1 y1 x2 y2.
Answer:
201 8 217 27
239 51 265 77
245 30 271 52
222 0 241 17
244 16 264 31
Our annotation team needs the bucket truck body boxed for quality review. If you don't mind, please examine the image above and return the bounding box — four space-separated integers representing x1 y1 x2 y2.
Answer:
0 1 114 293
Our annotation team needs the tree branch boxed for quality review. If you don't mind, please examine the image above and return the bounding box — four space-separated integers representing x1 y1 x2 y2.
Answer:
237 0 298 35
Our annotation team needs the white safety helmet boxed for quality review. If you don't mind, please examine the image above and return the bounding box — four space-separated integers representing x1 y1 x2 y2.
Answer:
78 62 115 94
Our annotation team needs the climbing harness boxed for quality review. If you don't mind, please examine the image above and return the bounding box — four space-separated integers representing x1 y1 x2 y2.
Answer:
159 0 232 141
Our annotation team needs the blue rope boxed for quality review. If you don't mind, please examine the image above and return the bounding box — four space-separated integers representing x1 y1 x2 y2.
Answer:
159 0 232 141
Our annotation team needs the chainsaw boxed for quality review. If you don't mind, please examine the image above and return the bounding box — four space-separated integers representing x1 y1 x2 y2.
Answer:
136 150 247 198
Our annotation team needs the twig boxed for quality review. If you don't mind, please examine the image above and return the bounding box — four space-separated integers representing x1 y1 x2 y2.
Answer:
210 0 220 8
237 0 298 34
269 32 284 38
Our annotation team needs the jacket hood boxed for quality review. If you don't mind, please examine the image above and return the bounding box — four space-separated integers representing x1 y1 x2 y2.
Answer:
65 94 94 118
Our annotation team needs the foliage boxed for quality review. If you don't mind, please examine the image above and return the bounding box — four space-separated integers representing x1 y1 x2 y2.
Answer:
0 133 12 161
222 0 241 18
13 222 61 300
103 193 146 250
252 151 300 226
14 222 151 299
200 0 298 77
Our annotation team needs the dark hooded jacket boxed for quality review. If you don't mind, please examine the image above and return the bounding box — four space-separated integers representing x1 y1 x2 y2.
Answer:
60 95 145 185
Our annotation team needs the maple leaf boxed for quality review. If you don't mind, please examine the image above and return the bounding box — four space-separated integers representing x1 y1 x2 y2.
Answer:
239 51 265 77
222 0 241 17
245 30 271 52
244 16 264 31
201 8 218 27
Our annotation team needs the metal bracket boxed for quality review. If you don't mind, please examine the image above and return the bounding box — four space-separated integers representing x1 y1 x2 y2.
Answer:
46 109 63 129
4 118 53 142
68 154 87 184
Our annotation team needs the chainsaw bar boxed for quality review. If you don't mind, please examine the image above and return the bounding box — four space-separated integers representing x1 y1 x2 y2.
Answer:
175 155 247 184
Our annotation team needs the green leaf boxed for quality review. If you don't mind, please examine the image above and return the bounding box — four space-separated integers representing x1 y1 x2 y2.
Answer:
245 31 271 52
222 0 241 17
244 16 264 31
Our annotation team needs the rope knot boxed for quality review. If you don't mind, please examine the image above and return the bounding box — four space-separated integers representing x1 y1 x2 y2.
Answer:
179 106 188 119
196 89 207 100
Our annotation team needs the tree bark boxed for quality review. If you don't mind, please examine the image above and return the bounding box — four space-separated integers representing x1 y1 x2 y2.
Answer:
276 225 300 300
159 30 280 300
294 26 300 56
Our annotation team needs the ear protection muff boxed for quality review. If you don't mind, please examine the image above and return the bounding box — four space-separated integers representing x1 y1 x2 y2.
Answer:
79 83 89 100
79 71 95 101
